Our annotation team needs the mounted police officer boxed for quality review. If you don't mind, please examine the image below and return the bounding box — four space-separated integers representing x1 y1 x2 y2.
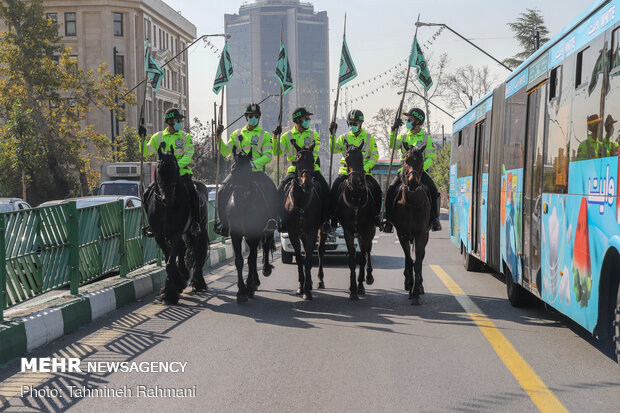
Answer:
214 103 278 236
576 114 603 161
142 107 201 236
276 107 330 232
328 109 382 228
382 108 442 233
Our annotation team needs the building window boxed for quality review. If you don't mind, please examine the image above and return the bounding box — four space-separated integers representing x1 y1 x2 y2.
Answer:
115 54 124 76
65 12 76 36
46 13 57 23
113 13 123 36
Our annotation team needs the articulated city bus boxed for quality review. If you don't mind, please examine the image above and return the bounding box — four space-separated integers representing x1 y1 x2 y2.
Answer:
449 0 620 357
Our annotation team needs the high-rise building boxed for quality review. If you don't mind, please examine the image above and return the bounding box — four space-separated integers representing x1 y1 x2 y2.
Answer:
224 0 330 165
43 0 196 139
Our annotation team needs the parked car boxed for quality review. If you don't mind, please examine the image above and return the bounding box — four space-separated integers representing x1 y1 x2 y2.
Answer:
0 197 32 212
38 195 141 209
280 225 360 264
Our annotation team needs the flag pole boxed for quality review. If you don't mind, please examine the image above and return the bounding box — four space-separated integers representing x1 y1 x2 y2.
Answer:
138 68 149 235
276 18 284 184
328 14 346 188
214 87 225 230
381 14 419 221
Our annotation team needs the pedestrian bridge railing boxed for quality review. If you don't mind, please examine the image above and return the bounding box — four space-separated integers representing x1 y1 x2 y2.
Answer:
0 198 224 321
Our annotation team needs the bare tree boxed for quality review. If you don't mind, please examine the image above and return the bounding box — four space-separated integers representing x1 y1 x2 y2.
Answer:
390 52 450 134
445 65 496 112
365 107 396 157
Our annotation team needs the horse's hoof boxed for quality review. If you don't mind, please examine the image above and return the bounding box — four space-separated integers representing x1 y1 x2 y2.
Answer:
411 296 421 306
262 264 273 277
408 291 413 300
248 289 255 299
318 281 325 289
358 285 366 295
349 293 359 301
237 295 248 304
404 279 413 291
303 291 313 301
296 287 303 296
420 284 425 295
192 285 208 293
159 292 179 305
366 274 374 285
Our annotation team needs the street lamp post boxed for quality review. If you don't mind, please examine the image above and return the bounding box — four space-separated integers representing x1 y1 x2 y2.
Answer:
415 22 512 72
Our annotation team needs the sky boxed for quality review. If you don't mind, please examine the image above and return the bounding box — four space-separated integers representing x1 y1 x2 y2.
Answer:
170 0 596 134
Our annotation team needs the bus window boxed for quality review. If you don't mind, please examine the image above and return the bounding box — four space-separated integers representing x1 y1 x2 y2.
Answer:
503 88 527 170
575 47 588 88
549 66 560 100
612 27 620 73
544 67 570 193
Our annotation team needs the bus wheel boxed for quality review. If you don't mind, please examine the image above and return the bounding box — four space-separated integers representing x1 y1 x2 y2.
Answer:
463 252 482 272
505 263 529 307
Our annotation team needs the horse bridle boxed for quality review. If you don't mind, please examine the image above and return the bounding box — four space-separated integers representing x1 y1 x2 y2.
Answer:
343 170 369 209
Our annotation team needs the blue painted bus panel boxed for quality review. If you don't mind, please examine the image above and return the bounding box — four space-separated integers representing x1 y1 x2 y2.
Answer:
541 155 620 333
449 164 459 247
480 173 489 263
548 1 619 68
500 168 524 283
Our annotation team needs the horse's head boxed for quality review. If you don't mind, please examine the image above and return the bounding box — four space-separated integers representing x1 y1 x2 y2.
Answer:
156 142 180 203
402 141 426 190
231 145 254 177
292 141 315 192
344 141 365 189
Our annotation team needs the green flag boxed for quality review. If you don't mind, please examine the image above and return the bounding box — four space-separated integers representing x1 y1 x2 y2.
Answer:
213 43 234 94
144 40 164 93
275 42 293 95
338 36 357 87
409 35 433 91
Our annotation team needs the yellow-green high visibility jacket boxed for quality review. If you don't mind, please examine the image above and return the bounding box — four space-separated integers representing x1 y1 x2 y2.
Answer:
329 129 379 175
601 138 619 158
576 135 600 161
143 129 194 176
278 127 321 173
389 128 435 172
220 125 274 172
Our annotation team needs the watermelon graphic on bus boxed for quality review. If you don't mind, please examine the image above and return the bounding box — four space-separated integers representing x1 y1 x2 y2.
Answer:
572 197 592 307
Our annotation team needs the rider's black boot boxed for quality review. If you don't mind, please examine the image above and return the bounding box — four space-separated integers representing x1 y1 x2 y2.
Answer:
431 198 442 232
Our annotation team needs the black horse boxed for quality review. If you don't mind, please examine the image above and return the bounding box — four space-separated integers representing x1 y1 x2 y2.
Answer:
332 142 379 300
391 142 431 305
281 142 327 300
224 147 275 303
144 143 209 305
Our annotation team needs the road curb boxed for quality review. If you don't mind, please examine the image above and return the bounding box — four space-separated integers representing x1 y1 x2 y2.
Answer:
0 240 242 365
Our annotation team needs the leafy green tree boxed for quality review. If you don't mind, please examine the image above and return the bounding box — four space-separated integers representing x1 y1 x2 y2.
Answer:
503 8 550 69
116 126 141 162
0 0 134 204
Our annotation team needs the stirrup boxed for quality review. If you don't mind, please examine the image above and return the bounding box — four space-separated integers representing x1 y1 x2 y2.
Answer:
191 221 201 236
213 221 229 237
321 221 332 233
142 227 154 238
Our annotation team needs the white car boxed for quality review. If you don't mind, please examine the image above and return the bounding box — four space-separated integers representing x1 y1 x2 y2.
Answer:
38 195 141 209
280 225 360 264
0 198 32 212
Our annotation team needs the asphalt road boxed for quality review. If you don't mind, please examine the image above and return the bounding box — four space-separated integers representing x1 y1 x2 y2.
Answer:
1 213 620 412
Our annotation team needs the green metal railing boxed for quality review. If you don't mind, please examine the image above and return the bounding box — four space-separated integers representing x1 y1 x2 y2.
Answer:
0 198 224 321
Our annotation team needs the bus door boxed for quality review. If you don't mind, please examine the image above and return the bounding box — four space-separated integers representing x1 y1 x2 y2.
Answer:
471 120 485 255
522 81 547 289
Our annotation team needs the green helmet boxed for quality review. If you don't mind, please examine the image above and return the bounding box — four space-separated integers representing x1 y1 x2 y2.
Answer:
347 109 364 124
404 108 425 124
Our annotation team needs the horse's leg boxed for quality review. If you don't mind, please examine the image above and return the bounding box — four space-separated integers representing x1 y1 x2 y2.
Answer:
357 233 367 296
261 231 274 278
302 230 317 301
190 231 208 292
411 232 427 305
365 228 375 286
232 234 248 303
290 234 305 296
159 238 182 305
176 238 190 288
344 231 359 301
397 230 414 296
246 238 259 298
317 228 326 289
154 235 169 263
